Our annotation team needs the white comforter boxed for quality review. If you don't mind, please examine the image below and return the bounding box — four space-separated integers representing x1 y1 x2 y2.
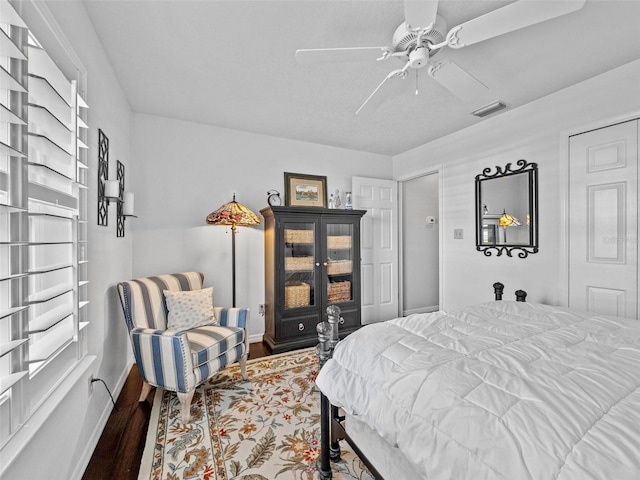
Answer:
315 301 640 480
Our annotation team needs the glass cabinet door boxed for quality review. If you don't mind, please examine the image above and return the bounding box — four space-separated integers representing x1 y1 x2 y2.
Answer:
325 221 354 304
283 221 316 311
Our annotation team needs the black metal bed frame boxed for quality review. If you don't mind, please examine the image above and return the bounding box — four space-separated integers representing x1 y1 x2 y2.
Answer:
315 282 527 479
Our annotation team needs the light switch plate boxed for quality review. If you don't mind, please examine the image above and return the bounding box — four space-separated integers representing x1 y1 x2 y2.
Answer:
454 229 464 239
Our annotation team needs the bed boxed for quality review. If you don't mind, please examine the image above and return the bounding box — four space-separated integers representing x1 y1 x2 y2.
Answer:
314 284 640 480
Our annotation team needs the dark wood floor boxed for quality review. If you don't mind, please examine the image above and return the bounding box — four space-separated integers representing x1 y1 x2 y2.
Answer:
82 342 271 480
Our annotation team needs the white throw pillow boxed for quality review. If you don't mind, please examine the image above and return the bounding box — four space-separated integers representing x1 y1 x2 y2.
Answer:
164 287 216 331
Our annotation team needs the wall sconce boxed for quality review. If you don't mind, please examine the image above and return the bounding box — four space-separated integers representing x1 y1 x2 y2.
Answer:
96 131 136 236
97 129 109 226
115 160 125 237
111 188 137 237
113 160 138 237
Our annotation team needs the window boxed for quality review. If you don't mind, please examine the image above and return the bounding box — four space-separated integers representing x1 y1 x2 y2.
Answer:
0 0 89 446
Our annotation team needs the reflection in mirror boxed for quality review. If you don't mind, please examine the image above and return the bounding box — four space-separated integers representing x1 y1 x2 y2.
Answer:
475 160 538 258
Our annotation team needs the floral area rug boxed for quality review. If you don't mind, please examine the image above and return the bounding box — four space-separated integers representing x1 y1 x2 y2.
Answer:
139 347 375 480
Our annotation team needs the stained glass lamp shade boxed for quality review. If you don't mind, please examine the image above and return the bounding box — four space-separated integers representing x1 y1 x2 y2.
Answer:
498 210 522 243
206 194 260 306
499 210 522 228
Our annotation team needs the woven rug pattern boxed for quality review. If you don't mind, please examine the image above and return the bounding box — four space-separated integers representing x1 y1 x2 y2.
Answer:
139 348 374 480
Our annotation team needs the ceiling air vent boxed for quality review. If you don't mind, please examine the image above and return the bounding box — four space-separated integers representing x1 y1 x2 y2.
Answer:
471 101 507 118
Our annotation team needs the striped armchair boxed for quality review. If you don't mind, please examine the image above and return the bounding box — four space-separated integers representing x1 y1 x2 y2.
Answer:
117 272 249 422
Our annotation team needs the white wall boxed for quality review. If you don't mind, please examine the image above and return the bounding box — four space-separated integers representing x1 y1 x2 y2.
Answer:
130 113 392 341
2 2 134 479
394 59 640 310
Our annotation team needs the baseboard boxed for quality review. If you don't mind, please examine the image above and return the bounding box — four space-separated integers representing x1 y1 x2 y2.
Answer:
402 305 439 316
69 362 133 480
249 333 264 344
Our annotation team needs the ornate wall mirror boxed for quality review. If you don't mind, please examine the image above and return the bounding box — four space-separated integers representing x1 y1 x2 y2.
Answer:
475 160 538 258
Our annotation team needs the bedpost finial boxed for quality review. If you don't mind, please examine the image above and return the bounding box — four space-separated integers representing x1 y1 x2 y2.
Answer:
317 322 329 340
515 290 527 302
327 304 341 319
493 282 504 301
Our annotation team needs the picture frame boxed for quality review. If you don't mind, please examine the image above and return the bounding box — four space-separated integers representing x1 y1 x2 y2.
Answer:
284 172 327 207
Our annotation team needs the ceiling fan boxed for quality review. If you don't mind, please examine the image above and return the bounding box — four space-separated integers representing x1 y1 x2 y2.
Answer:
295 0 586 114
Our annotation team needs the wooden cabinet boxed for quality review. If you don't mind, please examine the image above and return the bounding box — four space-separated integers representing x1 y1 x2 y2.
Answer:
261 206 366 353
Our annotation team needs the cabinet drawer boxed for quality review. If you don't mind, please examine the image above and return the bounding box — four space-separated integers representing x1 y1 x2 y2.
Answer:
279 315 319 340
331 309 359 331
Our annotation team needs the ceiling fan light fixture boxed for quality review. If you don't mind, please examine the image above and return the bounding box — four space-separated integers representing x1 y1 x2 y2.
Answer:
409 47 430 68
471 100 508 118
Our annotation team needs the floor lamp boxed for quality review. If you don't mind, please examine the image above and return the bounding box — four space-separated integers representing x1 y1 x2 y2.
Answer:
206 194 261 307
498 209 522 243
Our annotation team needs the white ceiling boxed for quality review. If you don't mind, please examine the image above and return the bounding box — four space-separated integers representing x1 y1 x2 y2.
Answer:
81 0 640 156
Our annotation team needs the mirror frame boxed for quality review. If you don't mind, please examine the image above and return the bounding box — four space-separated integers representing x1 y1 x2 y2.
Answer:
475 159 539 258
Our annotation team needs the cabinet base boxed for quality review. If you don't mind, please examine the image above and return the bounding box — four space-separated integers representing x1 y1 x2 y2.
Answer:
264 327 359 354
263 334 317 354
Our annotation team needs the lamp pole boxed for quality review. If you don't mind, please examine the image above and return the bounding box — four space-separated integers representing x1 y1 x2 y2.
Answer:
231 224 237 307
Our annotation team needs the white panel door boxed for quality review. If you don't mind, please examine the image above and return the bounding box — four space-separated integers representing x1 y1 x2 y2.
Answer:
569 120 639 319
352 176 398 324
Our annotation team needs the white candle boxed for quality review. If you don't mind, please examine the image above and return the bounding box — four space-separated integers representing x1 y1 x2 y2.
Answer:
123 192 135 216
104 180 120 199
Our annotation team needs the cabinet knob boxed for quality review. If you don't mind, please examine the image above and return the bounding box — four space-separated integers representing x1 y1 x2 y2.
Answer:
339 317 345 325
298 323 305 331
315 262 320 267
323 262 328 267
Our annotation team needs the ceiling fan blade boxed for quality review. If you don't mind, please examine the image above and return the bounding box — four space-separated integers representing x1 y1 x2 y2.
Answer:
295 47 390 65
404 0 439 31
356 67 409 115
428 60 489 102
447 0 586 48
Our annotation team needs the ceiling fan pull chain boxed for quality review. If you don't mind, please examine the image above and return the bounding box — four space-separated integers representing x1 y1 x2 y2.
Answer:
415 69 419 95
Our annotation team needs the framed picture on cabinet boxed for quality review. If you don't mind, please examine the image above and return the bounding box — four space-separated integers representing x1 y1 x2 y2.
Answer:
284 172 328 207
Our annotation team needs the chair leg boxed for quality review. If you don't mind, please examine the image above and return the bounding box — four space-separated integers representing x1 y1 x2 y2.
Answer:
139 381 154 402
239 354 248 380
177 390 195 423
